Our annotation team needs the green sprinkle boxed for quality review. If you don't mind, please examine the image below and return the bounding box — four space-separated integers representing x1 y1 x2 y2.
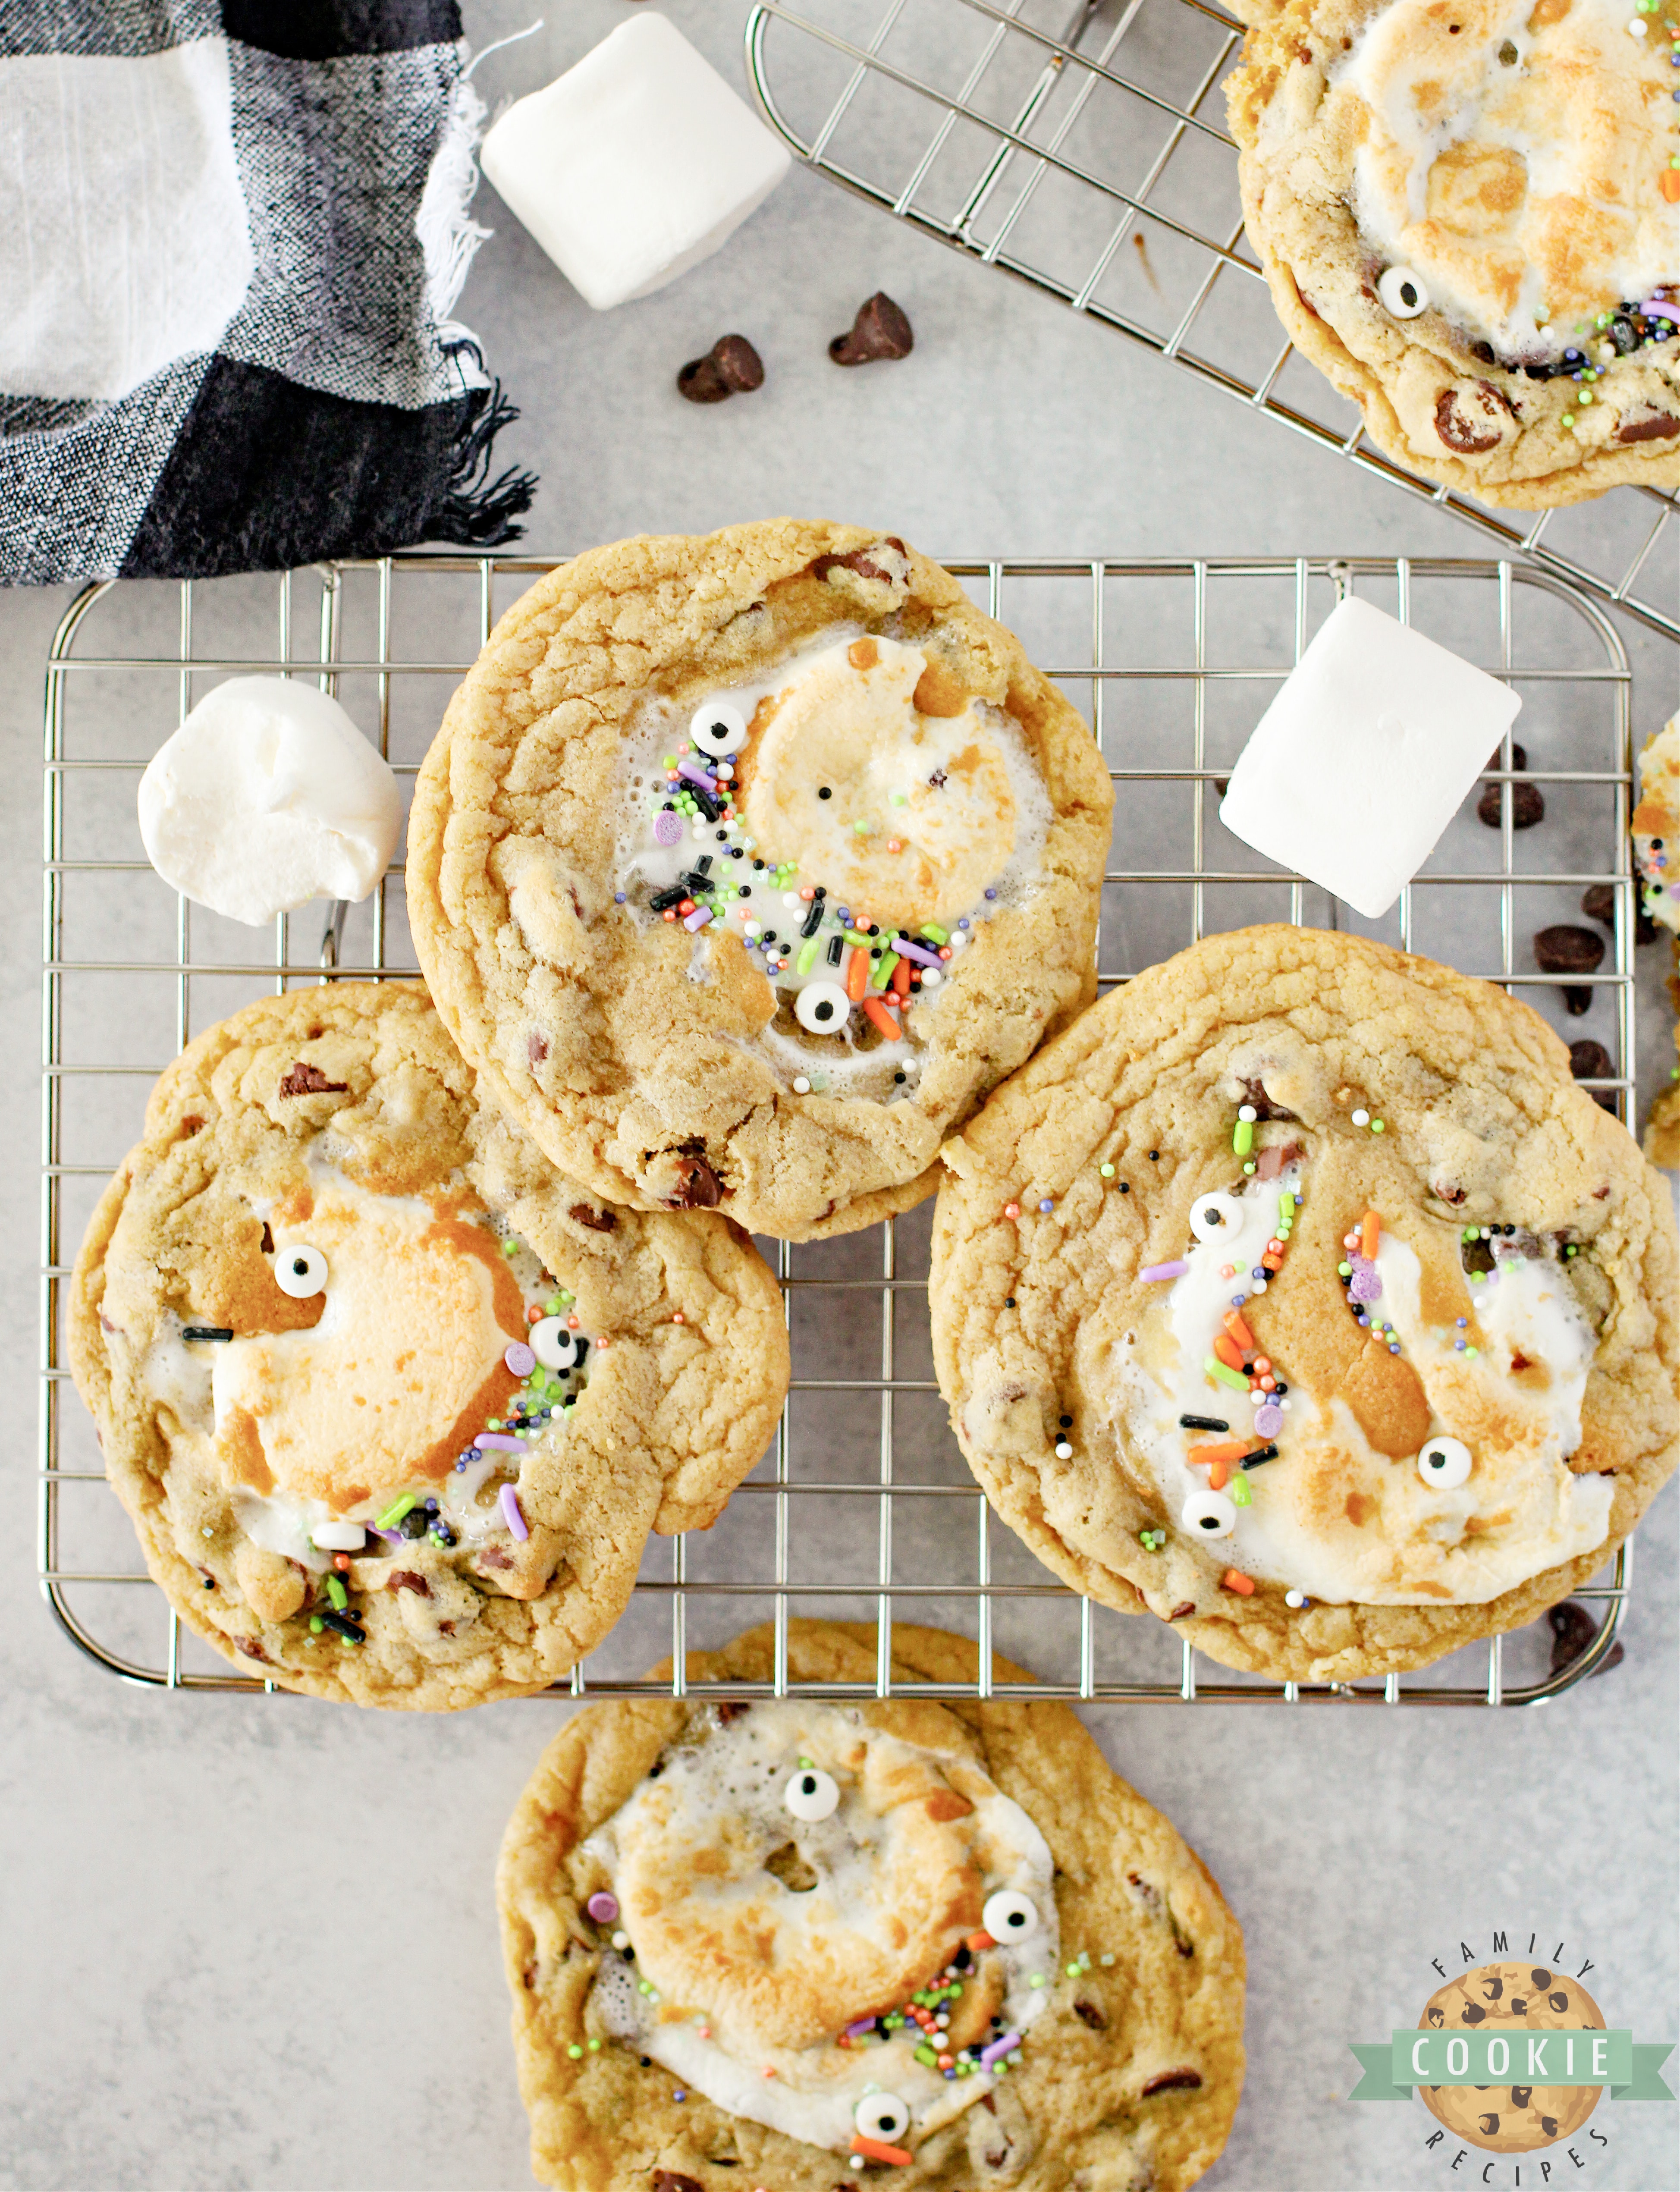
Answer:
920 922 948 944
871 950 900 990
1231 1471 1253 1508
1370 1119 1385 1134
309 1614 324 1633
1100 1163 1116 1179
326 1573 348 1611
1028 1974 1046 1989
843 929 873 949
1242 1161 1256 1175
915 2046 938 2068
588 2039 601 2052
1565 1244 1580 1258
796 937 820 976
663 755 677 769
1338 1260 1353 1278
567 2044 583 2060
1279 1193 1295 1225
1066 1962 1081 1977
854 819 870 836
502 1238 520 1256
376 1493 417 1529
1466 1346 1480 1358
1233 1118 1253 1156
890 791 908 806
1206 1356 1249 1393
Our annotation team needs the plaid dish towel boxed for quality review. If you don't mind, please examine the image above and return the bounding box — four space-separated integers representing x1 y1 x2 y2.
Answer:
0 0 534 584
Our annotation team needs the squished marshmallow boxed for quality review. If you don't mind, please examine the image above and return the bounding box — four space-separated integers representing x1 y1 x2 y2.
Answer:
480 14 790 312
1219 598 1520 920
138 677 403 926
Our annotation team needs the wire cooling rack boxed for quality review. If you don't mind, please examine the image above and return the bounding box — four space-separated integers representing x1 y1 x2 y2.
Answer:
744 0 1680 644
39 551 1636 1705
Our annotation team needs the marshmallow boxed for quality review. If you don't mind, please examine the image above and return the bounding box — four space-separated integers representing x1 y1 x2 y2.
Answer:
479 13 791 311
1218 597 1520 920
138 677 402 926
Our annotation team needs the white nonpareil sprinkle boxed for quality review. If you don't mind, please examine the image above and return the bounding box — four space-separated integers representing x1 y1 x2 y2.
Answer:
1351 1108 1370 1126
792 1075 811 1094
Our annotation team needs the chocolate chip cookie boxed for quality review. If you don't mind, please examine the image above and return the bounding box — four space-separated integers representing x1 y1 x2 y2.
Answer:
930 926 1679 1683
405 521 1112 1240
497 1620 1244 2190
69 982 788 1708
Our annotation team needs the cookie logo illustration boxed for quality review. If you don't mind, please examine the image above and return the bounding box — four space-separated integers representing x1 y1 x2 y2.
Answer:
1418 1962 1603 2154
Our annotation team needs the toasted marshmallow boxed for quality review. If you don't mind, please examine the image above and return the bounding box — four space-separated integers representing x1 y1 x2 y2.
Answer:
138 677 402 926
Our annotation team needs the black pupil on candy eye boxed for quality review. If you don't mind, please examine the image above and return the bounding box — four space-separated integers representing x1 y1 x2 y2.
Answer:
1199 1515 1219 1530
814 1001 835 1022
1401 283 1417 308
801 1774 817 1793
291 1257 309 1276
1005 1911 1025 1929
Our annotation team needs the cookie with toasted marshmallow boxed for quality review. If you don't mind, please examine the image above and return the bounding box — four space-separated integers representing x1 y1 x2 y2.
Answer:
405 522 1112 1240
497 1620 1244 2191
931 926 1679 1683
68 983 787 1708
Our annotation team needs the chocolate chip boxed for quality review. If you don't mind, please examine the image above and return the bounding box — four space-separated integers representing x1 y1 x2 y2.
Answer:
1477 742 1543 829
1567 1040 1618 1109
528 1033 549 1066
1548 1991 1570 2012
1141 2068 1203 2095
829 290 914 365
1435 383 1505 453
1073 1999 1108 2029
714 1700 751 1722
651 2175 705 2192
1167 1601 1196 1621
677 334 765 404
387 1570 431 1596
234 1636 269 1662
1461 2002 1486 2023
479 1548 514 1570
1535 924 1605 977
568 1202 617 1233
666 1154 723 1209
1618 411 1680 443
278 1061 348 1097
1547 1600 1624 1677
1581 882 1616 928
1510 2085 1532 2107
1477 2114 1500 2136
810 540 907 585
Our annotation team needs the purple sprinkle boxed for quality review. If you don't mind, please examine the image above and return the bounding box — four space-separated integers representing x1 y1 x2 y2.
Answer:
586 1891 620 1923
505 1341 536 1377
1038 1198 1054 1214
845 2015 876 2038
653 811 682 846
1253 1404 1283 1438
894 937 942 968
683 908 712 932
983 888 997 900
1250 1266 1265 1281
1231 1294 1246 1309
676 760 717 791
614 891 626 904
979 2031 1021 2070
1347 1253 1382 1305
958 918 970 929
371 1526 405 1545
500 1483 529 1541
1140 1259 1190 1282
477 1432 526 1453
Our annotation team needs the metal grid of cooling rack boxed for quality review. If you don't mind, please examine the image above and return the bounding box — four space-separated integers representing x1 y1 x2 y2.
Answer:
744 0 1680 644
39 550 1634 1705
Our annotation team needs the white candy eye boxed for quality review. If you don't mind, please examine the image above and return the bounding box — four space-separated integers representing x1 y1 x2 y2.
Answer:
784 1767 839 1821
1189 1192 1243 1243
1417 1436 1472 1489
854 2092 911 2142
1378 264 1429 318
530 1316 581 1372
982 1889 1038 1942
690 700 746 759
794 980 852 1033
1182 1489 1237 1538
274 1244 327 1298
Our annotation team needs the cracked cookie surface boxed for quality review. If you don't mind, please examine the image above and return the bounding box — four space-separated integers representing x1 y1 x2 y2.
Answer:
497 1619 1244 2192
1228 0 1680 509
930 926 1678 1683
405 521 1112 1240
69 982 788 1709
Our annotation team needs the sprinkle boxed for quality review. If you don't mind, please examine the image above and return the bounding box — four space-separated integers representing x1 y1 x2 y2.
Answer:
1055 1440 1074 1458
683 907 712 932
1221 1568 1256 1595
1179 1412 1229 1432
1223 1307 1256 1350
1233 1118 1253 1156
894 936 942 969
792 1075 811 1094
1141 1259 1190 1282
860 995 902 1041
1213 1333 1244 1371
1038 1197 1055 1214
851 2134 913 2167
1003 1202 1021 1221
505 1340 537 1378
1371 1120 1385 1134
1190 1440 1248 1468
1099 1163 1116 1178
500 1484 530 1541
980 2031 1022 2069
1284 1587 1308 1609
325 1573 348 1610
375 1493 417 1529
587 1891 619 1923
476 1431 528 1453
1230 1471 1252 1507
1206 1356 1250 1393
1360 1209 1381 1261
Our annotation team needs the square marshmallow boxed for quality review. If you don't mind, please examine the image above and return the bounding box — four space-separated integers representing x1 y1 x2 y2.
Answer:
480 13 791 311
1218 597 1520 920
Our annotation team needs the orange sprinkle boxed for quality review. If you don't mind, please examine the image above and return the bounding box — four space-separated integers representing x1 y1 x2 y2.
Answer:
1206 1459 1230 1492
846 946 869 1002
892 956 913 999
1002 1202 1020 1221
1664 170 1680 205
1260 1254 1284 1272
672 1311 685 1324
1252 1356 1272 1375
1213 1333 1244 1372
967 1930 998 1952
1223 1308 1256 1350
1221 1568 1256 1596
1190 1440 1247 1468
1360 1209 1381 1262
851 2134 913 2167
678 899 695 916
526 1304 542 1323
937 2054 954 2070
799 886 815 900
663 909 677 922
887 838 902 854
861 994 901 1041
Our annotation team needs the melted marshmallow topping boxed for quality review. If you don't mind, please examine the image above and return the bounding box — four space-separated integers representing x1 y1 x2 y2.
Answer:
1632 710 1680 933
1339 0 1679 360
1103 1171 1610 1605
583 1701 1058 2154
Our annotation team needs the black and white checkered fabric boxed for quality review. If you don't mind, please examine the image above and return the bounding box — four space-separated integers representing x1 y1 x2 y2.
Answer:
0 0 534 584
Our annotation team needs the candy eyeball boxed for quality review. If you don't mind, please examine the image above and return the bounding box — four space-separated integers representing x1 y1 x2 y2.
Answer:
1378 264 1429 318
530 1316 581 1372
1182 1488 1237 1539
783 1765 839 1821
690 700 746 759
1417 1436 1472 1490
1189 1191 1243 1243
981 1889 1039 1943
273 1244 327 1298
794 980 851 1034
854 2092 911 2142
